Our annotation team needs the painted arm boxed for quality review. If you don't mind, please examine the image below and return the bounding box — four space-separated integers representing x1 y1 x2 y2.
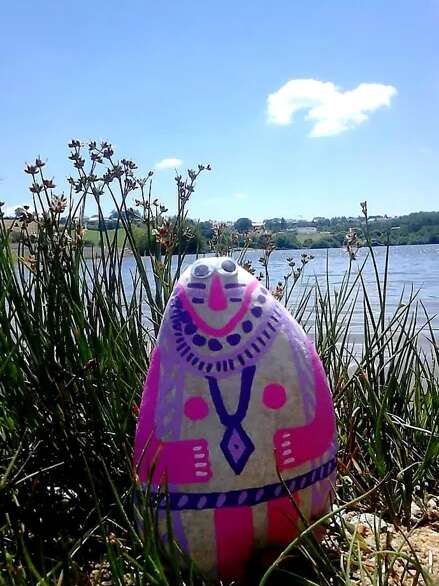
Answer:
134 347 212 484
274 338 336 471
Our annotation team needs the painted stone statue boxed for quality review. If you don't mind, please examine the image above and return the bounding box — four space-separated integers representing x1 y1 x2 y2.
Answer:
134 257 337 581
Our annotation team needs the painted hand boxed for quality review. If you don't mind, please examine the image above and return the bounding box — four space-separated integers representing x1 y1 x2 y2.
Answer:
154 438 213 484
273 337 336 472
274 428 301 471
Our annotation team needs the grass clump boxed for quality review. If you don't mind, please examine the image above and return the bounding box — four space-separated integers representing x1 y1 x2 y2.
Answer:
0 141 438 585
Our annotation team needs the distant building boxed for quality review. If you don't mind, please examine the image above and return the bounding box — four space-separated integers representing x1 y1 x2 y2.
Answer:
368 215 391 223
294 226 317 234
86 214 112 228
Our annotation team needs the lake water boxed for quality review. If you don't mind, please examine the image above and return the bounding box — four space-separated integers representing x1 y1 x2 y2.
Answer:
120 244 439 341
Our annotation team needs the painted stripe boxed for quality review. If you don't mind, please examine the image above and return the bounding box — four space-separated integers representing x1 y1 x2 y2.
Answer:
147 457 336 510
267 495 300 544
215 506 253 582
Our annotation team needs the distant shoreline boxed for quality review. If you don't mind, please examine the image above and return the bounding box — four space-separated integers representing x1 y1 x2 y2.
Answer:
9 240 437 258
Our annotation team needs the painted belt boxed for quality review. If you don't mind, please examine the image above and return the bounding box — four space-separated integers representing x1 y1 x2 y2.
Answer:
149 457 336 511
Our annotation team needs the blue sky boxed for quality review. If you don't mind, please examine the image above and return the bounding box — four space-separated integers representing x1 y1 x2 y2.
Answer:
1 0 438 221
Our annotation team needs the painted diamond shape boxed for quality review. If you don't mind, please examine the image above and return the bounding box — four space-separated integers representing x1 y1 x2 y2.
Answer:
220 425 255 474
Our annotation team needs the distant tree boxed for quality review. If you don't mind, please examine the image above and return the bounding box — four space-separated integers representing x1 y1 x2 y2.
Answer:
185 219 212 253
127 207 142 220
234 217 253 233
198 220 214 240
108 207 141 222
263 218 282 232
131 225 153 255
15 206 26 217
273 232 299 249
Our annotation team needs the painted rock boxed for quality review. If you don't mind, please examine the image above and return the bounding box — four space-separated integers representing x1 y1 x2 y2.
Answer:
134 257 337 580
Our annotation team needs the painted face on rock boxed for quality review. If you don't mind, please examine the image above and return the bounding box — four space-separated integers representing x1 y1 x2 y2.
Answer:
178 258 257 330
169 257 282 374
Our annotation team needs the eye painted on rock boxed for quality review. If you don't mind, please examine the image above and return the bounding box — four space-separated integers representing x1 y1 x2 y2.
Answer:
220 259 237 274
191 263 211 278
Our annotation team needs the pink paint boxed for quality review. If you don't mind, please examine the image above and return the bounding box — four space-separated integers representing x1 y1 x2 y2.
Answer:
208 273 228 311
133 346 161 477
134 347 212 484
178 279 259 337
273 337 336 471
184 396 209 420
154 438 213 484
214 506 253 582
267 495 300 544
263 383 287 410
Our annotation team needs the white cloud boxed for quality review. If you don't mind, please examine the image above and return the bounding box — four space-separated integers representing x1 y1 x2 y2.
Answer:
155 157 182 170
233 192 248 200
267 79 397 137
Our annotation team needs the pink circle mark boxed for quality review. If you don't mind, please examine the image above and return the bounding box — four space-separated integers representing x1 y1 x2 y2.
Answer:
263 383 287 410
184 396 209 420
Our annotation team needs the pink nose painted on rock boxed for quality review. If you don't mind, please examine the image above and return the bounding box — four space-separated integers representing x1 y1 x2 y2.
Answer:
208 274 228 311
